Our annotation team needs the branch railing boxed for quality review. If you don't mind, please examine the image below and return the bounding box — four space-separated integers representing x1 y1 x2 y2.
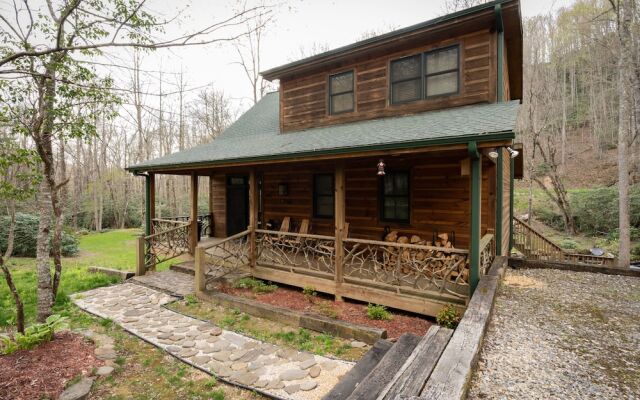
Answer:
255 229 336 277
137 219 190 275
195 229 251 292
479 234 495 275
158 214 214 239
343 237 470 298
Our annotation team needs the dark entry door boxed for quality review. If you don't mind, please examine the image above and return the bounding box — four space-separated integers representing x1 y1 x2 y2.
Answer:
226 175 249 236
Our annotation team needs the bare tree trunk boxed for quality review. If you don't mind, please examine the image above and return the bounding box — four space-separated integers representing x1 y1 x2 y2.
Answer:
36 179 53 322
1 202 25 333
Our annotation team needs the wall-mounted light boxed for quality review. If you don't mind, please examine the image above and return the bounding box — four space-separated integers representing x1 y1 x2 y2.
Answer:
507 147 519 158
377 159 386 176
488 149 499 159
278 183 288 196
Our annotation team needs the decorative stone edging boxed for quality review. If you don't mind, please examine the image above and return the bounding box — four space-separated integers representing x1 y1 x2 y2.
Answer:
87 266 135 281
197 290 386 344
71 283 353 400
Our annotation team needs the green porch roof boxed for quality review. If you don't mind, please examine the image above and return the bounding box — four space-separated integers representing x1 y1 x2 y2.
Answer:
127 92 519 172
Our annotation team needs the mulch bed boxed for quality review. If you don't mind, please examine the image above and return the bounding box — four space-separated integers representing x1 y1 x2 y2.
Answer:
218 284 433 339
0 331 103 400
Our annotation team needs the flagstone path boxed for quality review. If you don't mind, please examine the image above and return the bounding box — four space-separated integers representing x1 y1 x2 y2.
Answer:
72 283 353 400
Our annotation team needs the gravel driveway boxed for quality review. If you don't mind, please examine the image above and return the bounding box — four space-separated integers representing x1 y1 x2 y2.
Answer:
468 268 640 399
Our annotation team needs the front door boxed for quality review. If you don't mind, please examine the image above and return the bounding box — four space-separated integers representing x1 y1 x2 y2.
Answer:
226 175 249 236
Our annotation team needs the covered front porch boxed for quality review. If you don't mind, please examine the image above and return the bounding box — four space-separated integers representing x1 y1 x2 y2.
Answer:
134 143 509 317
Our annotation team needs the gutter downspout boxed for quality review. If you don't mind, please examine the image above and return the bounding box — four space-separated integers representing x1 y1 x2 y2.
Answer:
495 3 505 102
468 141 481 294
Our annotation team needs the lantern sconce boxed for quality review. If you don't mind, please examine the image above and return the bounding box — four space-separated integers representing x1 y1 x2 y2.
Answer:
377 159 386 176
488 149 499 159
278 183 288 196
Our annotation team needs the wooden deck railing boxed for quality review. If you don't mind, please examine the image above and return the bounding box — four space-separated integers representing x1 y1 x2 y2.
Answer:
195 229 251 292
137 219 190 275
513 216 616 266
479 233 495 276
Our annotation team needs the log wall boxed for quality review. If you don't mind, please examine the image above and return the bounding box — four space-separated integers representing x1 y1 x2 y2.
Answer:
280 29 497 132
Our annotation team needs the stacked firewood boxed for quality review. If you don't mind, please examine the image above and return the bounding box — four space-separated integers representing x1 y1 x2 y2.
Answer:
383 231 469 283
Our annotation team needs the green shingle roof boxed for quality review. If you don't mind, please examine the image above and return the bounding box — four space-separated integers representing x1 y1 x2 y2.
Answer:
127 92 519 172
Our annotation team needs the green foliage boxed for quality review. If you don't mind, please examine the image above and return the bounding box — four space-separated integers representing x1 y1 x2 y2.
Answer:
571 187 640 238
233 278 278 294
184 294 198 306
631 244 640 259
534 207 566 231
0 141 41 201
366 304 392 321
303 285 317 302
560 239 579 250
0 314 68 355
0 213 79 257
314 302 340 319
209 389 225 400
436 304 461 329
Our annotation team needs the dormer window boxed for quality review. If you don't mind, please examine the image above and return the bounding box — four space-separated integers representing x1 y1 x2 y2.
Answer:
390 45 459 104
329 71 354 114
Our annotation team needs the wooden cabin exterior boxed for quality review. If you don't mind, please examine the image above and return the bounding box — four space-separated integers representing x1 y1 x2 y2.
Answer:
127 0 523 317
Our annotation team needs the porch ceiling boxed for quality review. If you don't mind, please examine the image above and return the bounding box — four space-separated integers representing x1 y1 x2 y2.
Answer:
127 93 518 174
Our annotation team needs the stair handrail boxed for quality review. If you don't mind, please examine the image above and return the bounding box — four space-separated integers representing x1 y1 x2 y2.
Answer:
512 215 564 253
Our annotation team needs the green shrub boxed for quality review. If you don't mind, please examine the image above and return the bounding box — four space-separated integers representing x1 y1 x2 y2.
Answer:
315 302 340 319
436 304 461 329
559 239 578 250
533 207 566 231
0 213 79 257
0 315 68 355
571 186 640 238
366 304 392 321
303 286 317 302
632 244 640 259
233 278 277 294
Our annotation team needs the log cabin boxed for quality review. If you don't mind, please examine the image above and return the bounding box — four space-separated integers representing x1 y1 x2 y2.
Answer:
127 0 523 316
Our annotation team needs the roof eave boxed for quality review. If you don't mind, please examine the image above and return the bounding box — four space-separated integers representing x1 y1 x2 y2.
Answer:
125 130 515 174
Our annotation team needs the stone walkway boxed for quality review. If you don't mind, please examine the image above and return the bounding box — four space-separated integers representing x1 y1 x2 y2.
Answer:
129 270 195 297
72 283 353 400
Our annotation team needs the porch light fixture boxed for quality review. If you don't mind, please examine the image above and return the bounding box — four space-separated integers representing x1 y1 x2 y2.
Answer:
507 147 519 158
377 159 386 176
488 149 499 159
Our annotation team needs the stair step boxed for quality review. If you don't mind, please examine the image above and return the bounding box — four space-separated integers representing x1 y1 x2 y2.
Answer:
378 326 453 400
345 333 422 400
322 339 394 400
170 262 196 275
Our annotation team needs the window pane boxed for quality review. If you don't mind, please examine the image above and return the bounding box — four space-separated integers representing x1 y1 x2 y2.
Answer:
315 174 333 195
426 71 458 97
395 198 409 220
426 47 458 74
391 79 421 103
331 92 354 114
395 173 408 195
317 196 334 217
391 56 421 81
384 198 397 220
330 72 353 94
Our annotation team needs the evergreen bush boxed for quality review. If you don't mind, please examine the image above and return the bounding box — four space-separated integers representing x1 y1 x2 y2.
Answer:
0 213 79 257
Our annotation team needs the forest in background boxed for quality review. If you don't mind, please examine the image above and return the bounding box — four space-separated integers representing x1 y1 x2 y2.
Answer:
0 0 640 328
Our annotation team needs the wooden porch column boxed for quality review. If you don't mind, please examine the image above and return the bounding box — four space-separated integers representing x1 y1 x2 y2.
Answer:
249 169 258 270
137 173 155 276
189 173 198 255
208 175 214 237
495 149 504 255
334 162 346 301
468 142 482 293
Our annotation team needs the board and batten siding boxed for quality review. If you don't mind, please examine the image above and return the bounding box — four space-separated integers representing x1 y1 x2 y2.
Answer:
279 29 498 133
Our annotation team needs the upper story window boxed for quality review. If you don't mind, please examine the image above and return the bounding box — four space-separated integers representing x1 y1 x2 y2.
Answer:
390 45 459 104
329 71 354 114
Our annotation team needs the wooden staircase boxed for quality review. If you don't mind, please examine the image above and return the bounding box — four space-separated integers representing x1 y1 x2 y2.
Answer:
323 326 453 400
512 216 616 265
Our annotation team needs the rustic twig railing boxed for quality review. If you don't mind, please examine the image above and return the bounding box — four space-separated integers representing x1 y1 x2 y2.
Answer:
513 216 616 266
342 237 470 298
137 220 190 275
255 229 336 276
479 234 495 275
195 229 251 291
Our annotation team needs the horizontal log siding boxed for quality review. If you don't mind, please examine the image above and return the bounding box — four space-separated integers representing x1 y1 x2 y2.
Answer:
280 30 495 132
255 152 495 249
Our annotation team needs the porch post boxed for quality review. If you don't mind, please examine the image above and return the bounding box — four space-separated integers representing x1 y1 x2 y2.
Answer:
334 162 345 301
189 173 198 255
509 155 515 253
145 173 155 236
468 142 482 293
495 149 503 255
249 169 258 271
208 175 214 237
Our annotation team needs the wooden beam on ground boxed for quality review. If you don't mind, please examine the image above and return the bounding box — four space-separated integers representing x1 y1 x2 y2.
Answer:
334 162 346 301
189 173 198 255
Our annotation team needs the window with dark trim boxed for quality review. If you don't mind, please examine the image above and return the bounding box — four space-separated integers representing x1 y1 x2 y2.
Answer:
380 172 409 222
390 45 459 104
314 174 334 218
329 71 354 114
